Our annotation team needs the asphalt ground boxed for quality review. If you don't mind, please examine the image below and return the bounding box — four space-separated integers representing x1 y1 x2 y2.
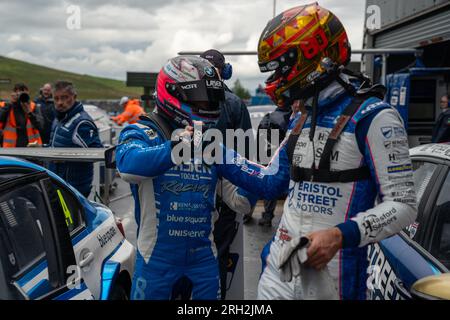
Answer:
108 177 284 300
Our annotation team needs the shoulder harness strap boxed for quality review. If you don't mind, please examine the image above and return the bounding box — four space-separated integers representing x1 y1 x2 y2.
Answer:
139 112 174 140
105 112 174 169
289 95 374 183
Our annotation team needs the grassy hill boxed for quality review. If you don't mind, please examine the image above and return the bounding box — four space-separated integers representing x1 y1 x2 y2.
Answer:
0 56 142 100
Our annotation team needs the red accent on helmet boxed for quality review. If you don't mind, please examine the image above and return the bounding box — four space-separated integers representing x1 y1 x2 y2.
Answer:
258 3 351 105
156 69 181 120
155 56 225 128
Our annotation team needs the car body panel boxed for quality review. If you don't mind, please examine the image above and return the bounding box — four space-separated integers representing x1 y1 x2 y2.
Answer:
368 143 450 300
410 143 450 162
84 104 112 146
100 261 120 300
0 156 135 300
368 235 442 300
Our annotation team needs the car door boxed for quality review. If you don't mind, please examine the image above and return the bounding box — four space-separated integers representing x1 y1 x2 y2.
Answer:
367 157 449 300
42 177 96 300
0 170 93 300
46 178 107 300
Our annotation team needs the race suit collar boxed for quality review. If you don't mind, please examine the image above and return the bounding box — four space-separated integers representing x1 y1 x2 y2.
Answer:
305 73 356 113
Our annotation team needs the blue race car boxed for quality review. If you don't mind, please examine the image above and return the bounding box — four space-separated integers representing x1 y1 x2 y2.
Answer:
0 156 135 300
368 143 450 300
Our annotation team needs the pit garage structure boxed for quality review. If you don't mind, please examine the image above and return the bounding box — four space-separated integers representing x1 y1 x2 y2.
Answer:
363 0 450 145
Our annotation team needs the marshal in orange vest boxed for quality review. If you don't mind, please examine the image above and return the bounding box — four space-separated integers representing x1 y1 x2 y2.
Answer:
0 102 42 147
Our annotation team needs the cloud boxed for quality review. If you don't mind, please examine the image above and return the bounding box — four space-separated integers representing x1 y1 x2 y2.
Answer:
0 0 366 93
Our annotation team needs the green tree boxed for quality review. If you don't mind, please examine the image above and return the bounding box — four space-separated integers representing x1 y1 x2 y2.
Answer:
232 79 251 100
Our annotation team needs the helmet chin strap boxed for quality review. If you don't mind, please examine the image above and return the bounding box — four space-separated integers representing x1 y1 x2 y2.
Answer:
309 83 321 142
309 83 321 170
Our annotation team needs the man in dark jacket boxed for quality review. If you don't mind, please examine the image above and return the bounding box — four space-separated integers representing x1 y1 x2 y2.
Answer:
432 94 450 143
201 49 253 300
34 83 55 145
49 80 103 197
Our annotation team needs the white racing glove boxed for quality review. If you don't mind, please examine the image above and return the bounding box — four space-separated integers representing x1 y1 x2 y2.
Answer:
277 236 339 300
277 236 309 283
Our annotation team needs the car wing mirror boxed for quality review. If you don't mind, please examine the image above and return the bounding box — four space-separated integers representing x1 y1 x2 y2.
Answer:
411 274 450 300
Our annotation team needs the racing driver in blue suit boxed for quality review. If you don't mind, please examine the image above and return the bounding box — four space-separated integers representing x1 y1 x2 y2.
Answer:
116 56 258 300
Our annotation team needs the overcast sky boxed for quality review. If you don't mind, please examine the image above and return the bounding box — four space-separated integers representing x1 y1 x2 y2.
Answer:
0 0 367 92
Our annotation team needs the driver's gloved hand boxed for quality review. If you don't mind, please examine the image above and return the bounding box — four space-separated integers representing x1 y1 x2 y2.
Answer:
277 236 309 283
277 236 339 300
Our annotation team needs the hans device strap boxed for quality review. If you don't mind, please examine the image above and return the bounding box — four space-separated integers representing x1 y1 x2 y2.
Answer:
287 97 372 183
318 97 365 171
105 112 174 169
286 112 308 165
139 112 174 140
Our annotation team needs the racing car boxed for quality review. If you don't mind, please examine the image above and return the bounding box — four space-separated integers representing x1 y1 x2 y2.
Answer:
0 156 135 300
368 143 450 300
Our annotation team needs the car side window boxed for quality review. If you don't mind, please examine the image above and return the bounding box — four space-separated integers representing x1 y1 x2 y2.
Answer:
51 181 84 235
0 173 24 183
0 183 47 271
412 161 438 204
430 171 450 269
407 161 439 239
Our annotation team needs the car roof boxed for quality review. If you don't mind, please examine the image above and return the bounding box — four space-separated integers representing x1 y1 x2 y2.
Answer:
0 156 45 172
410 143 450 162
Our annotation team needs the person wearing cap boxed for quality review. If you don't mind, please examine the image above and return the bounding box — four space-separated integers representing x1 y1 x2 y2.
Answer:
200 49 253 300
111 96 145 126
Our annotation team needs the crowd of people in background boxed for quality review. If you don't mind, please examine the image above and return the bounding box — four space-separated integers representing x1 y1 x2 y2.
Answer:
0 80 144 198
0 82 146 149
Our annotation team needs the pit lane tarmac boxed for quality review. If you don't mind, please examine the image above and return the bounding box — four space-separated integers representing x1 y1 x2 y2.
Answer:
108 177 283 300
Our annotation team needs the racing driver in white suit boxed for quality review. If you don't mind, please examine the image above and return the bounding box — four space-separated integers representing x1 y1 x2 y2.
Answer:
216 3 418 300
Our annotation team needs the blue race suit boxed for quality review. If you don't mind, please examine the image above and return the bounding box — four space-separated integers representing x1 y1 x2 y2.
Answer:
116 117 255 300
215 80 417 300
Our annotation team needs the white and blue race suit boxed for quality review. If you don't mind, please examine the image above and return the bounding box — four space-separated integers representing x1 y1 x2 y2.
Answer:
116 117 256 300
219 81 418 300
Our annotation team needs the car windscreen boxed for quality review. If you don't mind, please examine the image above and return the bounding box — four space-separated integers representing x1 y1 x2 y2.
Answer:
430 171 450 269
84 105 110 131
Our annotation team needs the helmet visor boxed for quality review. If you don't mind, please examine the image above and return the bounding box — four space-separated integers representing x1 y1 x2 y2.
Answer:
171 79 225 110
258 47 298 74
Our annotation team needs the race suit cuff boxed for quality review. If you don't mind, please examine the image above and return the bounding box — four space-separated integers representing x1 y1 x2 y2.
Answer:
170 139 182 165
336 220 361 248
